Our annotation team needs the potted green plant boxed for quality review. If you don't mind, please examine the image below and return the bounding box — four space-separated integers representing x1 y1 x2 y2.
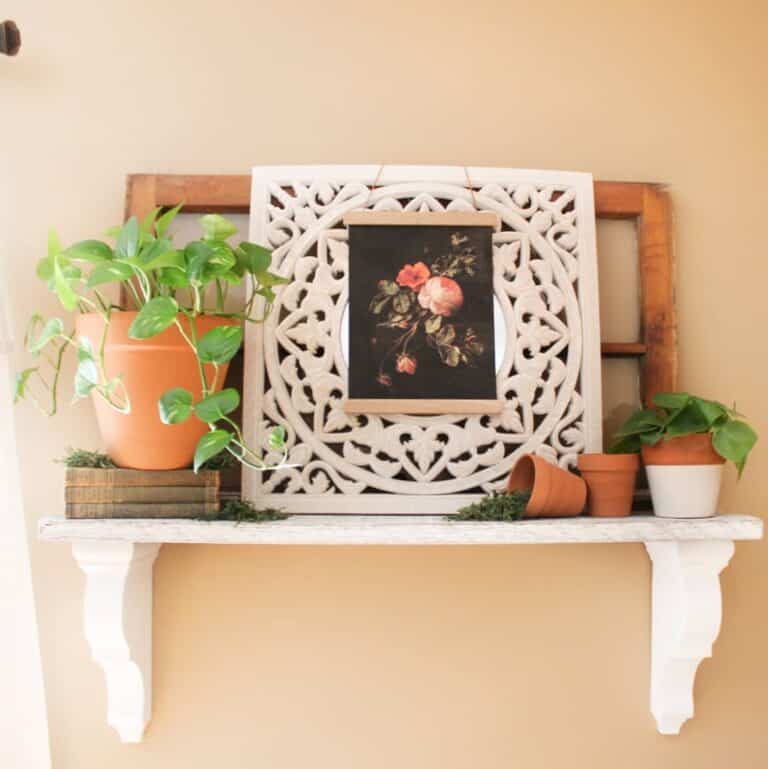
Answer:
610 392 758 518
15 208 290 472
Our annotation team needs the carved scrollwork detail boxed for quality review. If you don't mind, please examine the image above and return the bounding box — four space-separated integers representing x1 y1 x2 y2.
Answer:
247 171 599 503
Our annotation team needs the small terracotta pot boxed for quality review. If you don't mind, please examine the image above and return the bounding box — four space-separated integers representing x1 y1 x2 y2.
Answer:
506 454 587 518
641 433 725 466
577 453 639 517
76 312 237 470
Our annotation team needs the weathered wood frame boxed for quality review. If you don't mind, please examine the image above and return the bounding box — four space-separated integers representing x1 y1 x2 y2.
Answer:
124 174 677 406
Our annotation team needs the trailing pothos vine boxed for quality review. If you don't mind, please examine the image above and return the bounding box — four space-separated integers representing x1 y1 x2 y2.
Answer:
15 207 291 472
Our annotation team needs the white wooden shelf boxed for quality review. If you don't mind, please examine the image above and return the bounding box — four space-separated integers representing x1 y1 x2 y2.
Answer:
38 513 763 742
38 513 761 546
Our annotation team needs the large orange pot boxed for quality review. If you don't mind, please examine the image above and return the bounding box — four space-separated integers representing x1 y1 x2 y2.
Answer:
76 312 237 470
506 454 587 518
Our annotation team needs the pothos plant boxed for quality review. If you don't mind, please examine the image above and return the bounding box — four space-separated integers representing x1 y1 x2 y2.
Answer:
610 391 758 476
15 207 291 472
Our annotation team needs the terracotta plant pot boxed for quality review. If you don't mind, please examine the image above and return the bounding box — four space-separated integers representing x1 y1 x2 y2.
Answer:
76 312 237 470
577 453 639 517
641 433 724 519
506 454 587 518
640 433 725 466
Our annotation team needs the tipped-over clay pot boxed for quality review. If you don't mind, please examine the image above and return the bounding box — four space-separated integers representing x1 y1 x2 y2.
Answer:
506 454 587 518
577 453 639 517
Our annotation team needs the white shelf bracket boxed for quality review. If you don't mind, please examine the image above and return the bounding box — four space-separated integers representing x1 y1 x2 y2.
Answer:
72 541 161 743
644 539 734 735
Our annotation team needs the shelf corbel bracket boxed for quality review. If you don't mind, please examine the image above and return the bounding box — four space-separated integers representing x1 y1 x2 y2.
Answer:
72 541 161 743
644 539 734 735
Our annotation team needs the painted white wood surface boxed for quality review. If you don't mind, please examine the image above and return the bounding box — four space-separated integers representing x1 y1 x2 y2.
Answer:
244 165 603 513
39 514 761 546
39 515 762 741
0 285 52 768
645 540 735 734
72 542 160 743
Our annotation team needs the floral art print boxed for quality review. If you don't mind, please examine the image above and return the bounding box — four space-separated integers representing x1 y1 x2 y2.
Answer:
347 224 496 400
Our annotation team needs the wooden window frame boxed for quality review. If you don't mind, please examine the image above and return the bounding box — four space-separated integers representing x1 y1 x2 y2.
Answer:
125 174 677 406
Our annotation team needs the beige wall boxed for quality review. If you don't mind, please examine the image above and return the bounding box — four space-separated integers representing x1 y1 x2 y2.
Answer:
4 1 768 767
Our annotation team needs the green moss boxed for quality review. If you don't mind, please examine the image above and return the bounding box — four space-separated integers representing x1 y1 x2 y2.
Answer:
58 448 116 468
447 490 531 521
200 498 289 523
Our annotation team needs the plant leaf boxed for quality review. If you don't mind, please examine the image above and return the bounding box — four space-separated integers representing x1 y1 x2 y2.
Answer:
14 368 36 403
53 253 79 311
73 337 99 400
87 261 136 288
607 435 641 454
194 388 240 423
48 229 62 258
158 387 193 425
425 315 442 334
137 237 173 267
712 420 758 477
664 402 711 438
155 203 183 238
157 266 190 288
197 325 243 364
612 408 664 438
28 317 64 354
128 297 178 339
65 239 113 263
200 214 238 242
237 242 272 274
115 217 140 259
268 425 286 451
653 391 690 412
193 429 233 472
691 396 728 427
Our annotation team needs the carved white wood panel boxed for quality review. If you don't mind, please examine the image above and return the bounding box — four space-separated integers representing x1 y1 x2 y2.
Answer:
244 166 602 513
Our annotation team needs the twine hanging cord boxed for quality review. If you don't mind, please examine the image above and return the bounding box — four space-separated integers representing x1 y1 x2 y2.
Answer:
367 165 479 209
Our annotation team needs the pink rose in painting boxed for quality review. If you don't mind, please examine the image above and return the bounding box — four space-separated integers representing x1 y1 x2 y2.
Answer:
396 261 431 291
417 276 464 317
396 354 417 375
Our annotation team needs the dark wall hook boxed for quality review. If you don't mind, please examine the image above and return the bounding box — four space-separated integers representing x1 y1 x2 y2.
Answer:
0 20 21 56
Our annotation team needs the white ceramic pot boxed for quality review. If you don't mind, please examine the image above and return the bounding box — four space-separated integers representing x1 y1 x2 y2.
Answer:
645 464 723 519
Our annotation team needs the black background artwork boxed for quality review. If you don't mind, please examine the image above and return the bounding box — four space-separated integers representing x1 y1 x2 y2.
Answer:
348 224 496 400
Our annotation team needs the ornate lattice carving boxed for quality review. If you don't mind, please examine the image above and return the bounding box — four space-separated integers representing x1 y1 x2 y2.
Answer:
244 167 601 513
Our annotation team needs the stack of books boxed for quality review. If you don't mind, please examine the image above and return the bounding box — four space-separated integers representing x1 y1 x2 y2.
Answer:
65 468 220 519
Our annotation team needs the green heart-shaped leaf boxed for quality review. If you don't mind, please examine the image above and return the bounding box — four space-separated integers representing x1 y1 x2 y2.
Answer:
14 368 36 403
268 425 286 451
65 240 113 263
197 325 243 364
128 297 179 339
194 429 233 472
155 203 183 238
116 217 140 259
194 388 240 424
28 317 64 354
158 387 193 425
87 261 136 288
713 420 758 477
200 214 238 242
237 242 272 274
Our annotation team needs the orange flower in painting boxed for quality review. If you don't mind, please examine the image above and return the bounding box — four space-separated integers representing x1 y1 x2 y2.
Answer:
396 354 417 375
396 261 430 291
